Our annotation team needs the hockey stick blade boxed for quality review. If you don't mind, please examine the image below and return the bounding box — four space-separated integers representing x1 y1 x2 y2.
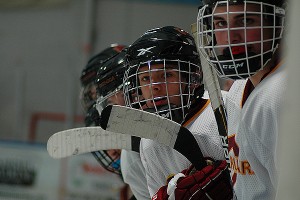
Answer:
100 105 206 170
47 127 140 159
191 23 229 164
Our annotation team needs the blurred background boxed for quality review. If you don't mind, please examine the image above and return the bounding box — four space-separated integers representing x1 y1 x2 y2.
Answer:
0 0 200 142
0 0 200 199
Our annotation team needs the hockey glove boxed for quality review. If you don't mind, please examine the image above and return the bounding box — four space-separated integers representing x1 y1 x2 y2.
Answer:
152 159 233 200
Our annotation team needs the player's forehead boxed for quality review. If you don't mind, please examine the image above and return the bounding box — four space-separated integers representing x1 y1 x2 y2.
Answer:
214 3 261 15
138 63 178 73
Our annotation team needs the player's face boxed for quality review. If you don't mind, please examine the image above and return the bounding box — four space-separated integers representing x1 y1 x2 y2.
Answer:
138 63 185 109
213 4 274 56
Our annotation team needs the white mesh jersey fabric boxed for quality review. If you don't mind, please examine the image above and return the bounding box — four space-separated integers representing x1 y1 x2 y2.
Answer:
226 64 287 200
121 150 151 200
140 94 226 197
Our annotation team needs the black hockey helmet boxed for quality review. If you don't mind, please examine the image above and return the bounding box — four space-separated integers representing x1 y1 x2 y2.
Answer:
90 49 128 176
197 0 286 79
80 44 126 112
95 48 128 112
123 26 203 123
126 26 201 67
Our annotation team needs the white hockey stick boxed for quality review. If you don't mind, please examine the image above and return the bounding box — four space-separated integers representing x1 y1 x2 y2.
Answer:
47 127 140 159
100 105 206 170
47 104 206 169
191 23 229 164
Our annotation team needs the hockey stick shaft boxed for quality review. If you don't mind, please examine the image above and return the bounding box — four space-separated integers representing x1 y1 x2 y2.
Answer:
191 23 229 165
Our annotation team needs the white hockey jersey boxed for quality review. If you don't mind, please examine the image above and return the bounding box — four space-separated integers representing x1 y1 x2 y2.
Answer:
226 63 287 200
140 94 226 197
121 150 151 200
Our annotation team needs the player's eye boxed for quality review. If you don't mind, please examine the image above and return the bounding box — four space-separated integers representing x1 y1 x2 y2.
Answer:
239 18 255 26
139 75 150 83
165 72 173 78
214 20 227 29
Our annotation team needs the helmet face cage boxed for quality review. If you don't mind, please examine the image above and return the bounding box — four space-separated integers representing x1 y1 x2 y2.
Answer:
91 150 121 175
92 50 127 175
197 0 285 79
123 59 202 122
83 104 121 175
95 87 123 114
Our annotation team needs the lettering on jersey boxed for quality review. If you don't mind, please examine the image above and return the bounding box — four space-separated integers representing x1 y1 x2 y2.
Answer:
228 134 255 185
223 62 244 70
137 46 155 56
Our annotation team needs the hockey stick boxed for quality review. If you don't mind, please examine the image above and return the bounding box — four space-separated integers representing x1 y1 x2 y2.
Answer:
47 127 140 159
100 105 206 170
191 23 229 165
48 105 206 169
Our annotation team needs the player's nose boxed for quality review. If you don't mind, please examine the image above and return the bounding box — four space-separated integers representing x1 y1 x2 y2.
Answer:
151 75 165 92
151 82 163 92
225 24 244 44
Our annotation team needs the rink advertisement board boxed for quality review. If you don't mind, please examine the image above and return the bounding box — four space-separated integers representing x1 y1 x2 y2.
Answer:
0 141 124 200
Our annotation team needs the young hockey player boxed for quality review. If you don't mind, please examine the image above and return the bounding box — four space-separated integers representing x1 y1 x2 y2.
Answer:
123 26 232 199
95 49 151 200
196 0 286 199
80 44 126 175
155 1 286 199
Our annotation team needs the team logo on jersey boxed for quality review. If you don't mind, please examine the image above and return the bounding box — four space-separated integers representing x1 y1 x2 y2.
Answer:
228 134 255 185
137 46 155 56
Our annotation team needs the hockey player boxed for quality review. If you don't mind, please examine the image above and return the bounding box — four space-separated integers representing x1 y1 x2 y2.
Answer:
80 45 149 200
123 26 233 199
80 44 126 175
95 49 151 200
161 0 286 199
